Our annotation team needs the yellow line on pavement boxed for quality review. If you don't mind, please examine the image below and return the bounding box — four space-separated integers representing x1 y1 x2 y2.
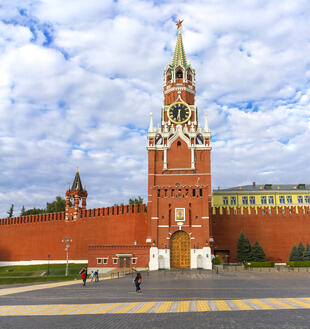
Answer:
285 298 310 308
196 300 210 312
134 302 156 313
176 301 190 313
40 304 75 315
115 302 139 314
266 298 296 309
155 301 173 313
16 305 55 316
74 303 107 314
215 300 231 311
94 303 123 314
57 304 88 315
231 300 253 310
249 299 276 310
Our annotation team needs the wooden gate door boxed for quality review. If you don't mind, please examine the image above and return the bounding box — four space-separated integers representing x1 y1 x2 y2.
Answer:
170 231 190 268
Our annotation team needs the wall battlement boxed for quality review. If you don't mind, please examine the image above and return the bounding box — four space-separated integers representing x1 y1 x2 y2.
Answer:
213 205 310 216
0 204 147 227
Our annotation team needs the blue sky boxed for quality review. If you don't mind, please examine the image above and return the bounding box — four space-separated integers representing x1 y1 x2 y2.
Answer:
0 0 310 217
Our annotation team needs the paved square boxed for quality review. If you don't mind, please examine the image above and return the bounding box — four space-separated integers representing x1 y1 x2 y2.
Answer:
1 270 310 328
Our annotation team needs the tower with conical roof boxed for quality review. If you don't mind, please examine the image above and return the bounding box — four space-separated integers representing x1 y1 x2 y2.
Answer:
147 20 212 271
65 169 88 221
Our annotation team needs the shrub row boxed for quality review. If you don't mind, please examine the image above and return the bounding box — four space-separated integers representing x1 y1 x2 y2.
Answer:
244 261 275 268
287 261 310 267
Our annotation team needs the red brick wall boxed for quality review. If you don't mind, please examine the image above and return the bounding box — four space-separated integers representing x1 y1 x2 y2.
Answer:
0 205 148 262
212 206 310 262
88 245 151 268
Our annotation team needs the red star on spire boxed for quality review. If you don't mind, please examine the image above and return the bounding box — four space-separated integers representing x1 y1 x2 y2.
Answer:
176 19 184 29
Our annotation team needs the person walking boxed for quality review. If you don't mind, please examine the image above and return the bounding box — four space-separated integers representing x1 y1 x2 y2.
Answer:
94 269 99 282
134 272 142 293
79 267 87 287
90 271 95 284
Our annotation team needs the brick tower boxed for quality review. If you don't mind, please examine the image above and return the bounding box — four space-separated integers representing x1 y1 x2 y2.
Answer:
65 169 88 221
147 21 212 270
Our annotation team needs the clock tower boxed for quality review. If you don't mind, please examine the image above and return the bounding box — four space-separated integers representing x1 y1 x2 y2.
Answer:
147 21 212 270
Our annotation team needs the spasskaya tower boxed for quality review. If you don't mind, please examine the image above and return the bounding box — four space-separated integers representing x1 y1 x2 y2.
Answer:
147 21 212 270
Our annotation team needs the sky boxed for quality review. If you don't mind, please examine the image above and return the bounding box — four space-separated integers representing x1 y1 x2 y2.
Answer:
0 0 310 218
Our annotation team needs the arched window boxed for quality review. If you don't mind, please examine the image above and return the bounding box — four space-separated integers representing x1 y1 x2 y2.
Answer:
166 71 172 83
187 70 192 82
176 70 183 79
196 134 204 145
155 134 163 145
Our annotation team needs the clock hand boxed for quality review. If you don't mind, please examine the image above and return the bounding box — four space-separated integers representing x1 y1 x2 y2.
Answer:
177 109 181 121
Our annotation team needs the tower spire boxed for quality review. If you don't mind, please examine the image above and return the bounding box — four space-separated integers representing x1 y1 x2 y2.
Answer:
172 19 187 68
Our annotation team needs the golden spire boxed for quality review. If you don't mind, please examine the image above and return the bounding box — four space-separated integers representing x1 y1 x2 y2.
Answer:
172 19 187 67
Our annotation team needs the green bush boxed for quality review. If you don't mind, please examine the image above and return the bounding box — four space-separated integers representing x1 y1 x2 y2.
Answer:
244 261 275 268
212 256 221 265
286 261 310 267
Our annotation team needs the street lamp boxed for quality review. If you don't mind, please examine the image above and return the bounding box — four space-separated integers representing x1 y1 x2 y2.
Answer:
62 237 72 276
47 254 50 276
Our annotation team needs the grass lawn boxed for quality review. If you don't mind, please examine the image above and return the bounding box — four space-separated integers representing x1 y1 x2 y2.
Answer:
0 263 87 284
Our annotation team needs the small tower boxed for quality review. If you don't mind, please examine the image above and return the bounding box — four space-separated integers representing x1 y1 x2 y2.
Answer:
65 169 88 221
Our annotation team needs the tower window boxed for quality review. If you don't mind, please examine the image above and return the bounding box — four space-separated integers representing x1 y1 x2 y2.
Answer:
200 189 203 197
192 189 196 197
177 141 181 146
157 189 160 197
176 70 183 79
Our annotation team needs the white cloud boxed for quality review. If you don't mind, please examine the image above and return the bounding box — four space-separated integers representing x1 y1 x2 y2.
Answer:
0 0 310 217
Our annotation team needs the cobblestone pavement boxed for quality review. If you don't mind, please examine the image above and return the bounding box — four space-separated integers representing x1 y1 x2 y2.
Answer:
1 270 310 328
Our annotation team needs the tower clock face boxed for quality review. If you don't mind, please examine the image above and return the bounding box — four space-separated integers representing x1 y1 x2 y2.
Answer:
167 102 191 124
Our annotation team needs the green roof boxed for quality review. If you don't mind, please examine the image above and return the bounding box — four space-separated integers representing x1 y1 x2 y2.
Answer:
70 171 84 192
171 28 188 68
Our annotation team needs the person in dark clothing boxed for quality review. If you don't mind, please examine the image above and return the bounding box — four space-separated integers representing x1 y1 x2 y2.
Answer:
134 272 142 293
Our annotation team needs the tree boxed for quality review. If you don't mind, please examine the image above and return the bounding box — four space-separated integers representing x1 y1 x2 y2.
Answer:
251 241 266 261
7 204 14 218
237 232 252 262
46 196 66 213
20 205 26 216
303 243 310 261
297 242 305 261
289 245 299 261
23 208 46 216
129 196 143 205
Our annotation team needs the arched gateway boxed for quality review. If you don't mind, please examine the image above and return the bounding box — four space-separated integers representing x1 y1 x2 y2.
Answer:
170 231 190 268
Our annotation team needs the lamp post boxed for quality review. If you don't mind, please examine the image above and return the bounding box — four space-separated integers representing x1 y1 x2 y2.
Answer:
62 237 72 276
47 254 50 276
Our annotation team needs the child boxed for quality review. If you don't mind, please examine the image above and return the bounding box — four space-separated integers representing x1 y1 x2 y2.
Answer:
134 272 142 293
